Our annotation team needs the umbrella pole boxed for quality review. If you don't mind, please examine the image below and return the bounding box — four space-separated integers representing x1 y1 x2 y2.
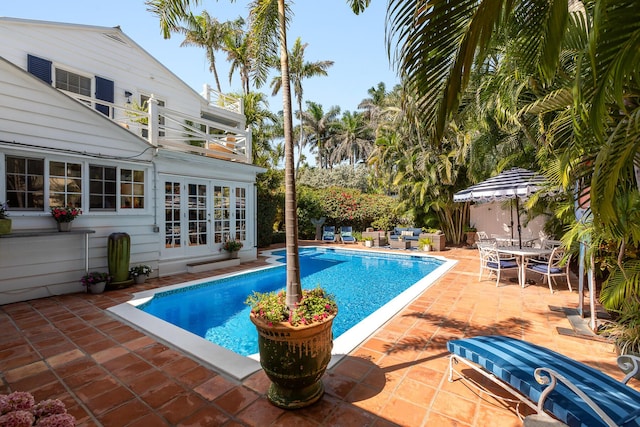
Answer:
510 201 514 240
515 197 522 248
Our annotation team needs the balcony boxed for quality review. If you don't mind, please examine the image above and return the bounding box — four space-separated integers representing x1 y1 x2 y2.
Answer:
63 90 252 163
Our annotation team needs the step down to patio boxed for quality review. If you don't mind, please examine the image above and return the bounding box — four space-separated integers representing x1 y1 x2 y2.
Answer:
186 258 240 274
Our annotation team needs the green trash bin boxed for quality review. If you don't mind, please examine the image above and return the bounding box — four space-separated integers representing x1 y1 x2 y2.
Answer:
108 232 133 287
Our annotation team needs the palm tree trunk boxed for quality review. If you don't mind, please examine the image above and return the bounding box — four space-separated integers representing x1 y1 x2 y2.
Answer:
278 0 302 310
295 96 304 173
207 46 222 92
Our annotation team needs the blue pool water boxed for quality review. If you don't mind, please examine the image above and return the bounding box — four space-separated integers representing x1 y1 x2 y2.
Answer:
138 247 443 356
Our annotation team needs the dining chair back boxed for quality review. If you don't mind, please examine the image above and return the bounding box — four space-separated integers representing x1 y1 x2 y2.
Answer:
478 244 519 286
525 247 572 293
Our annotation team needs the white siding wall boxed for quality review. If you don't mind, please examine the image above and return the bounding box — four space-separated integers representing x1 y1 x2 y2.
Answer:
0 19 262 304
0 21 195 118
470 202 549 240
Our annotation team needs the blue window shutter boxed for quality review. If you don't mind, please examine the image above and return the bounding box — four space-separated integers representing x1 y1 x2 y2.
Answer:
95 76 114 117
27 54 52 84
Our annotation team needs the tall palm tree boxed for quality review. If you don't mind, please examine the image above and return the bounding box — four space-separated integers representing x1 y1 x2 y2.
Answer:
300 101 340 169
146 0 370 311
179 11 244 92
330 111 373 167
270 37 334 172
224 29 253 95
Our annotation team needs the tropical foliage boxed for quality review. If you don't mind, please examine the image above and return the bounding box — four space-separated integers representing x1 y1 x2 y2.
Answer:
146 0 640 332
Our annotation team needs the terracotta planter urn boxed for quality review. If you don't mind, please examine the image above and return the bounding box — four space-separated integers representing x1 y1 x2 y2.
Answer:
250 313 335 409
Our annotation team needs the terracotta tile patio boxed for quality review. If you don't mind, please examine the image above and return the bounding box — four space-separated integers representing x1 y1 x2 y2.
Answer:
0 245 636 426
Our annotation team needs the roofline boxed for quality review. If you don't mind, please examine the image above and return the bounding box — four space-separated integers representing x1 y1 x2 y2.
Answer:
0 54 154 148
0 17 210 106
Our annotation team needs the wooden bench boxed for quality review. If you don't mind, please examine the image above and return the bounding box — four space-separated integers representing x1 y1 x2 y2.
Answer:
447 335 640 427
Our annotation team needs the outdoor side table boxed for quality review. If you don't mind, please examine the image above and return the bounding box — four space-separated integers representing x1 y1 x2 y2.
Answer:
389 238 409 249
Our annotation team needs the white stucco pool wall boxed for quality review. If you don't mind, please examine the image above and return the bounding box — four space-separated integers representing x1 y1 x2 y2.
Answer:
108 247 457 381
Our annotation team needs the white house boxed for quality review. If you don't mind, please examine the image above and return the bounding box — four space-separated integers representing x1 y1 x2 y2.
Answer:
0 18 265 304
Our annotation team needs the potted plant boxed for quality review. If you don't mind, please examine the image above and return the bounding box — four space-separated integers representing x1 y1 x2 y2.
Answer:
80 271 110 294
0 201 11 235
245 287 337 409
418 237 433 252
464 225 478 246
222 238 243 258
129 265 152 284
50 206 82 232
363 236 374 247
601 296 640 380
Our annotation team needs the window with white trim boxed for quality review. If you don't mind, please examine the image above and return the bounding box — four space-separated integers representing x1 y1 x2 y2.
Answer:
49 161 82 208
4 156 145 212
5 156 45 210
120 169 145 209
55 68 91 97
89 165 116 210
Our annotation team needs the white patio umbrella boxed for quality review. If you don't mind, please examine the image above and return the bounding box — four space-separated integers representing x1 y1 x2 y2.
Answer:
453 168 551 248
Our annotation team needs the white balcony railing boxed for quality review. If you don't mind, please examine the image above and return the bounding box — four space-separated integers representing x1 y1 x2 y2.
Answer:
62 91 251 163
200 84 243 114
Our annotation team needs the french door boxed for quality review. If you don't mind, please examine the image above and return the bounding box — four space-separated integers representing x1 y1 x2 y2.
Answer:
162 177 247 258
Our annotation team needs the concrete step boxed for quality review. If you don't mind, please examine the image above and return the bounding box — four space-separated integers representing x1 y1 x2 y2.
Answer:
186 258 240 273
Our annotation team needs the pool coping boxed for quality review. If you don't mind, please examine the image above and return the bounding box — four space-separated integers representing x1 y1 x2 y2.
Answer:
107 246 457 381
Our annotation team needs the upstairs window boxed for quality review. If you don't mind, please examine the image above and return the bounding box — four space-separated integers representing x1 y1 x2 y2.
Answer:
55 68 91 97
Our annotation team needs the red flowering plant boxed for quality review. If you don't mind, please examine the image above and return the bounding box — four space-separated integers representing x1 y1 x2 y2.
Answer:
50 206 82 223
245 286 337 327
0 391 75 427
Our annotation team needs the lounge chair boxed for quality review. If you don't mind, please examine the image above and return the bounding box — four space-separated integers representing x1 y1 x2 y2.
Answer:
447 335 640 427
340 226 357 244
322 226 337 243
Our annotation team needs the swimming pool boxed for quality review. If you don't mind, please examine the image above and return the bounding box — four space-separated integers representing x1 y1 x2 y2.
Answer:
109 247 456 380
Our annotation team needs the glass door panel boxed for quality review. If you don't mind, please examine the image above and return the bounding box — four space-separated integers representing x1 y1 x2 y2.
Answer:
165 181 181 248
213 185 230 244
188 183 208 246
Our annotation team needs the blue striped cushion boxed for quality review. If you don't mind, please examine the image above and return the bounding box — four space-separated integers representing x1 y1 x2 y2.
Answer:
530 264 562 274
447 336 640 427
487 260 518 269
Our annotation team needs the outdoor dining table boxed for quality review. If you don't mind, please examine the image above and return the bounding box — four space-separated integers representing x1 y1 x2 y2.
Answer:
496 246 554 288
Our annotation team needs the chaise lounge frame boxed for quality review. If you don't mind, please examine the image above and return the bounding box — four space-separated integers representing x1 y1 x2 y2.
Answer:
447 335 640 427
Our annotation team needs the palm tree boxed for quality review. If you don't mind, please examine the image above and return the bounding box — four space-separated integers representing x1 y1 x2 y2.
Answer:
358 82 388 131
330 111 373 167
230 91 279 167
300 101 340 169
179 11 244 92
270 37 334 172
146 0 370 312
224 29 253 95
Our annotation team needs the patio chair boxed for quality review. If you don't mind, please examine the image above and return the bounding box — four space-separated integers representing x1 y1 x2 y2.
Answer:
476 231 489 241
447 335 640 427
322 226 337 243
525 247 572 293
478 244 518 286
340 226 357 244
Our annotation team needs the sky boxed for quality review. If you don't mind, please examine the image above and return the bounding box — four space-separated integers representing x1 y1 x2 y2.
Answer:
1 0 399 114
